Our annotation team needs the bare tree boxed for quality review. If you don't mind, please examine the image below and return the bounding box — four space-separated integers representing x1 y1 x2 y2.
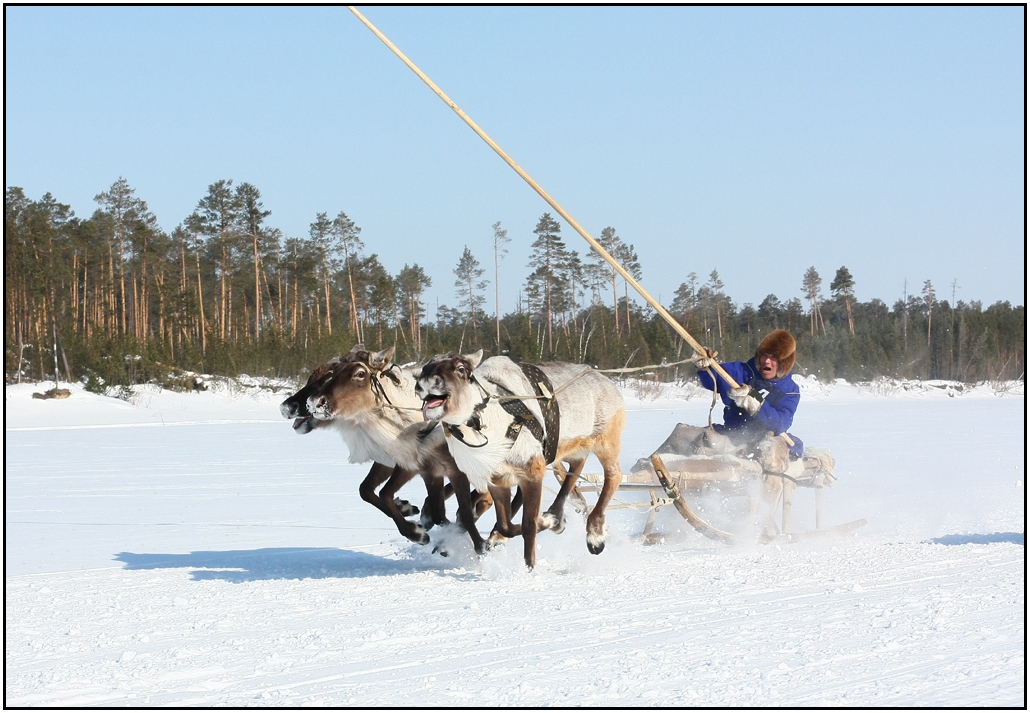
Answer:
492 221 510 349
922 279 936 346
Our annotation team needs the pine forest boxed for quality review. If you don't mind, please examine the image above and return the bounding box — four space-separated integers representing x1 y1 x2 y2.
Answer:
5 180 1025 391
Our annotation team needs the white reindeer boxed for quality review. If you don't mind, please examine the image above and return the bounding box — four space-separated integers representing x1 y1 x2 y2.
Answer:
415 351 626 569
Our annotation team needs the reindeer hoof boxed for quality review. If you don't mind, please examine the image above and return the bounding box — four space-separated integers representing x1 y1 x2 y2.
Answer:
587 540 605 555
394 498 419 518
432 544 450 557
406 526 430 546
538 511 564 533
486 532 508 549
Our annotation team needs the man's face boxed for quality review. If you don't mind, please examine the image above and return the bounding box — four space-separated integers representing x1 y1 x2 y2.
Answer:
757 352 780 379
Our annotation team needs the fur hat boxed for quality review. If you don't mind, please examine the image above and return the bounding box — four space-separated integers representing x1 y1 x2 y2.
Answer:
757 329 796 378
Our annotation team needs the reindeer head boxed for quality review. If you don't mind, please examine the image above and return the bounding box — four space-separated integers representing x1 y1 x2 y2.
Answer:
279 344 375 433
280 356 347 433
307 346 397 422
414 350 483 424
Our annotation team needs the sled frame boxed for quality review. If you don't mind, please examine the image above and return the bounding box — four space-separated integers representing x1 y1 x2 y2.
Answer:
556 455 865 544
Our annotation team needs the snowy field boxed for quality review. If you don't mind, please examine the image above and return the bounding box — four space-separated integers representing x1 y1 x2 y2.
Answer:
5 375 1025 707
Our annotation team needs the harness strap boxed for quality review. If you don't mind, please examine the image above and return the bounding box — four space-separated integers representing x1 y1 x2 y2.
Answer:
525 363 560 464
470 362 561 464
445 423 489 448
369 370 393 406
505 363 560 464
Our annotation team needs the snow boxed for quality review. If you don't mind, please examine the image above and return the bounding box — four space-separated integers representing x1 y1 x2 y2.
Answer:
5 377 1025 707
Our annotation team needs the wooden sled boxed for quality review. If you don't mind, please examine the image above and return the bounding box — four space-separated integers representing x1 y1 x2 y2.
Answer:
646 454 865 544
564 450 865 545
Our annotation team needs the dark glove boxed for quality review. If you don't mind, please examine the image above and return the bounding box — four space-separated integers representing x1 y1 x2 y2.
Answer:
729 385 763 416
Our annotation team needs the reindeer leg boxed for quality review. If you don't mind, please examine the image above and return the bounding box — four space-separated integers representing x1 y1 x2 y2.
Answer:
473 489 494 521
508 487 524 518
448 472 488 555
358 462 396 518
358 461 418 518
540 459 585 534
586 461 620 555
586 410 625 555
520 459 547 570
488 484 521 547
416 474 449 530
379 467 430 545
422 479 457 529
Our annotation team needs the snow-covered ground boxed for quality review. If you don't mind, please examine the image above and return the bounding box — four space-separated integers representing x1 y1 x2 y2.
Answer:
5 375 1024 707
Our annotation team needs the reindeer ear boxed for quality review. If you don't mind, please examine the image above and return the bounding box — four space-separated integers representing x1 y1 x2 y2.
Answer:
466 349 483 371
346 344 366 359
371 346 396 370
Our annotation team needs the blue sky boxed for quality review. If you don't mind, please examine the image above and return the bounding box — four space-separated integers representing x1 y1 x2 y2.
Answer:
5 6 1025 315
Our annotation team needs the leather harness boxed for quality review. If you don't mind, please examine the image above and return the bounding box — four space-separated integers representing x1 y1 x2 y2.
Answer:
495 362 560 464
435 361 560 463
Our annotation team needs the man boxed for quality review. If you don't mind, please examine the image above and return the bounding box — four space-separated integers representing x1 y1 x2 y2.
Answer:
644 329 803 474
693 328 803 462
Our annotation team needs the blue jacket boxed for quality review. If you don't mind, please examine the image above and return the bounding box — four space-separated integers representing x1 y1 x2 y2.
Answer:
697 358 804 457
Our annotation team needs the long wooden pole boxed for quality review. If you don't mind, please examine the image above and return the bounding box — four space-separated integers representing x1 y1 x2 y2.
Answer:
347 6 741 391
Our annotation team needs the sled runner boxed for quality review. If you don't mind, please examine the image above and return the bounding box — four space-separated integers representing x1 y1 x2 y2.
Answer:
563 449 865 545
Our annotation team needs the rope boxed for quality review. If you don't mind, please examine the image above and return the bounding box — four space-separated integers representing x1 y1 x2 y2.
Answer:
704 367 718 431
476 356 698 404
596 356 697 375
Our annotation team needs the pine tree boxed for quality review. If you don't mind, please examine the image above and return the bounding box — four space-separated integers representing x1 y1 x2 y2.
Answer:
396 264 431 353
592 226 625 334
188 180 241 341
671 273 699 329
332 212 364 338
454 246 488 343
235 182 272 340
802 266 826 336
308 212 337 337
361 254 394 345
830 266 856 336
705 269 727 347
616 241 642 335
758 294 782 331
526 213 570 356
94 178 153 338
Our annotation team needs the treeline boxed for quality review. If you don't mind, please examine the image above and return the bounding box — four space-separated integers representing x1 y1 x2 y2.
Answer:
5 180 1024 389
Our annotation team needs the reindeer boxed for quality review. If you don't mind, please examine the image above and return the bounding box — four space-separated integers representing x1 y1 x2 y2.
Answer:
415 351 626 569
280 346 443 538
303 346 493 550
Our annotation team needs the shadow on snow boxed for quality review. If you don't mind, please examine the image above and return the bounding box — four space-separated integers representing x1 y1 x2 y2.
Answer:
929 532 1024 546
114 547 437 582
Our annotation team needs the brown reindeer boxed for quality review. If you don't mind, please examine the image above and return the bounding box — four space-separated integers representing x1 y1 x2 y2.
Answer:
280 346 443 537
415 352 626 569
304 346 493 550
